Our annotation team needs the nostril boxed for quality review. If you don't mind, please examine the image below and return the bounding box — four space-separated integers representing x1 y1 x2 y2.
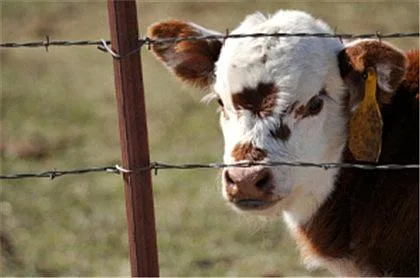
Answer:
255 171 271 192
224 170 235 185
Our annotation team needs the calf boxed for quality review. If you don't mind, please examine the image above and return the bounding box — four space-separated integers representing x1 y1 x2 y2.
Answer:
148 10 419 276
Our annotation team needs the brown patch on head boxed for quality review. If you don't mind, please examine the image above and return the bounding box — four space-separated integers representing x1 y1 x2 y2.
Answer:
231 83 278 117
231 142 267 161
272 120 291 141
148 20 222 88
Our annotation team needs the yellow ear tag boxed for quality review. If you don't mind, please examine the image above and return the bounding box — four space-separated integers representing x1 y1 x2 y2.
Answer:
349 67 383 162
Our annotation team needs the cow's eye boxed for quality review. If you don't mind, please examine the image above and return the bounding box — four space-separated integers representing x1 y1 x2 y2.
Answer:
217 98 224 107
307 96 323 115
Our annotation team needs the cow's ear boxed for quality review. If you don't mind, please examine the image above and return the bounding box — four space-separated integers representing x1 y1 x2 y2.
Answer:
338 39 407 107
147 20 222 89
338 39 407 162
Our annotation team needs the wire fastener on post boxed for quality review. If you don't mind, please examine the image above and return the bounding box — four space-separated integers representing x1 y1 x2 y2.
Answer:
98 39 121 58
98 39 146 59
115 164 132 173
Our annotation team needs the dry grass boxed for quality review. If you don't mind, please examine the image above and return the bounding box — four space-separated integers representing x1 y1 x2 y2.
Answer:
1 1 418 276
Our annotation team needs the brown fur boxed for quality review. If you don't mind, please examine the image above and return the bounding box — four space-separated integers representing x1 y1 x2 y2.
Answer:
148 20 222 88
272 121 291 141
293 95 324 119
404 50 419 97
339 40 407 105
294 104 306 119
299 50 419 276
231 142 267 162
232 83 278 117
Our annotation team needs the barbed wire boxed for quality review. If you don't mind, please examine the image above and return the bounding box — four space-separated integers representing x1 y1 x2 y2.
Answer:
1 30 419 181
1 161 418 181
141 31 420 45
0 36 111 51
0 166 120 180
1 31 419 58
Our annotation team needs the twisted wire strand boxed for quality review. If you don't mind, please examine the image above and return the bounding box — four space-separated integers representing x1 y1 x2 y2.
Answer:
0 39 111 48
1 161 418 181
1 32 419 49
1 32 418 58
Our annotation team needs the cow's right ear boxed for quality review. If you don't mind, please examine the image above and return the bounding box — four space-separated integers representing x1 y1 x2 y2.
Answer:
147 20 222 89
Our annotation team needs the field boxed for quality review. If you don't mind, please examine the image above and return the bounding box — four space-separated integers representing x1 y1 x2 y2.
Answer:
1 1 418 276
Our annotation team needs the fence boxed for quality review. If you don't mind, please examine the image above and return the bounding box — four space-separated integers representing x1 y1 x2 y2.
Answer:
1 1 419 276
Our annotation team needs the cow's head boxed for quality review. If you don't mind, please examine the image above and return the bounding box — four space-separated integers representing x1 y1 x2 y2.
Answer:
148 10 407 221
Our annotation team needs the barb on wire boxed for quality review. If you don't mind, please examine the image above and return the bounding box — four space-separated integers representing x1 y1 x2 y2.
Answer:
1 161 418 181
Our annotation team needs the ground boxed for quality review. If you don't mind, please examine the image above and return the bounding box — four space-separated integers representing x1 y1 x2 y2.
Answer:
1 1 418 276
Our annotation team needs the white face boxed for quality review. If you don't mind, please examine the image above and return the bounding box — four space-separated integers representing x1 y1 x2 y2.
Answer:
211 11 348 217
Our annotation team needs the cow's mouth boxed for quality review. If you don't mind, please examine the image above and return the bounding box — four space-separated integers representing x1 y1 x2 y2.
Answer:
232 198 282 211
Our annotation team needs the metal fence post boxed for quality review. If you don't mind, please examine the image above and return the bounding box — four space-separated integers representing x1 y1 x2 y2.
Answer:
107 0 159 276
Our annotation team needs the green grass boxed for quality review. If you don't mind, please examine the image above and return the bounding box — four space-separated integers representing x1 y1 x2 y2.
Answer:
1 1 418 276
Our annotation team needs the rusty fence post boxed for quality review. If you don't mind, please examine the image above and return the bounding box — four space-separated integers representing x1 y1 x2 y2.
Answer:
107 0 159 276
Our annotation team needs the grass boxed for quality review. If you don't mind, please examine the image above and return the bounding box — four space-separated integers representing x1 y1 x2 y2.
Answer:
1 1 418 276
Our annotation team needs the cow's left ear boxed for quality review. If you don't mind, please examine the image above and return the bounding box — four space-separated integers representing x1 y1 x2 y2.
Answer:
338 39 407 107
338 39 408 162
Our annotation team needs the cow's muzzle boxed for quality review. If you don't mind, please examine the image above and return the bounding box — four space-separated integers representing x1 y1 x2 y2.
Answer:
222 166 282 210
